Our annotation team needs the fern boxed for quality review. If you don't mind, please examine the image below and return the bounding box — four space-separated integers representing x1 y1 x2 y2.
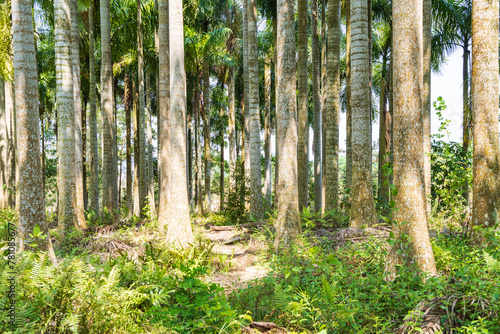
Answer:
483 251 500 272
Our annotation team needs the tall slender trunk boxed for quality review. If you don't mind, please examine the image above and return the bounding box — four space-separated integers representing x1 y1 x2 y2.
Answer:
311 0 322 213
471 0 499 244
100 0 117 211
56 0 77 236
71 0 85 228
137 0 147 216
273 18 279 208
349 0 376 227
195 81 204 215
345 0 352 192
275 0 301 249
88 1 99 212
228 67 236 191
297 0 309 211
203 61 212 212
133 81 141 215
242 0 250 208
166 0 193 245
187 114 193 208
423 0 432 216
220 105 225 209
125 73 133 212
247 0 263 219
387 0 437 279
377 55 389 211
320 0 327 211
14 0 55 259
462 45 470 205
146 73 155 215
40 107 46 194
263 62 272 209
0 79 16 209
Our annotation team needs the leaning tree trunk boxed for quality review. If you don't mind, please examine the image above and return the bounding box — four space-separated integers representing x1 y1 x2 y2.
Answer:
203 60 212 213
56 0 77 236
386 0 437 279
71 0 85 229
88 1 99 212
165 0 193 246
297 0 309 211
263 62 272 209
423 0 431 216
247 0 264 219
471 0 499 244
274 0 301 250
14 0 56 260
311 0 322 213
136 0 147 216
349 0 376 227
325 0 340 212
100 0 117 211
0 79 16 209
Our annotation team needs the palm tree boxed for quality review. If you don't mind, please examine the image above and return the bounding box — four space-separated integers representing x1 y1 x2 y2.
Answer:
274 0 300 250
387 0 437 279
345 0 352 192
423 0 431 216
325 0 340 212
297 0 308 211
71 0 85 229
146 73 155 215
263 58 272 208
471 0 499 244
349 0 376 227
203 60 212 212
0 77 15 209
55 0 77 235
247 0 264 219
125 72 133 212
101 0 117 211
88 0 99 212
311 0 321 213
13 0 56 260
165 0 193 246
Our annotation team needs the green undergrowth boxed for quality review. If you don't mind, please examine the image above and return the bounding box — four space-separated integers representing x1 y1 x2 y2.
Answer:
0 208 499 333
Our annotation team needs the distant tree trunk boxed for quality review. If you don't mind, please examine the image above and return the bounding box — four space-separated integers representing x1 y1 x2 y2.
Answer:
133 81 141 216
471 0 499 244
247 0 263 219
423 0 431 216
387 0 437 279
311 0 322 213
242 0 250 209
345 0 352 192
56 0 77 236
349 0 376 227
166 0 193 245
195 81 204 215
461 44 470 205
377 54 389 211
13 0 56 260
100 0 117 211
263 62 272 209
297 0 309 212
125 73 133 212
275 0 301 250
188 114 193 208
220 105 225 209
88 1 99 212
203 60 212 212
273 18 278 209
146 73 155 215
320 0 327 211
0 79 16 209
325 0 340 212
40 109 45 194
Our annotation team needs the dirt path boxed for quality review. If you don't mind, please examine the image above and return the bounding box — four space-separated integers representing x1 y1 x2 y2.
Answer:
202 226 270 294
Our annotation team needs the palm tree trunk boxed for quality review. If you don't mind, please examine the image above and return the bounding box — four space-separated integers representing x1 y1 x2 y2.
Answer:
387 0 437 279
423 0 432 216
297 0 309 212
242 0 250 208
320 0 327 211
228 67 236 191
349 0 376 227
88 1 99 212
166 0 193 245
377 56 390 212
247 0 264 219
220 105 225 209
345 0 352 192
146 73 155 215
263 62 272 209
71 0 86 228
125 73 133 212
133 80 141 216
100 0 117 211
462 45 470 205
203 60 212 212
275 0 301 250
0 79 16 209
311 0 322 213
325 0 340 212
471 0 499 244
137 0 147 216
188 114 193 208
13 0 55 259
56 0 77 236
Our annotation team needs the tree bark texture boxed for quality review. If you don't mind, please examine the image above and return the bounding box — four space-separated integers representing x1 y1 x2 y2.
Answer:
0 79 15 209
264 62 272 209
203 60 212 212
